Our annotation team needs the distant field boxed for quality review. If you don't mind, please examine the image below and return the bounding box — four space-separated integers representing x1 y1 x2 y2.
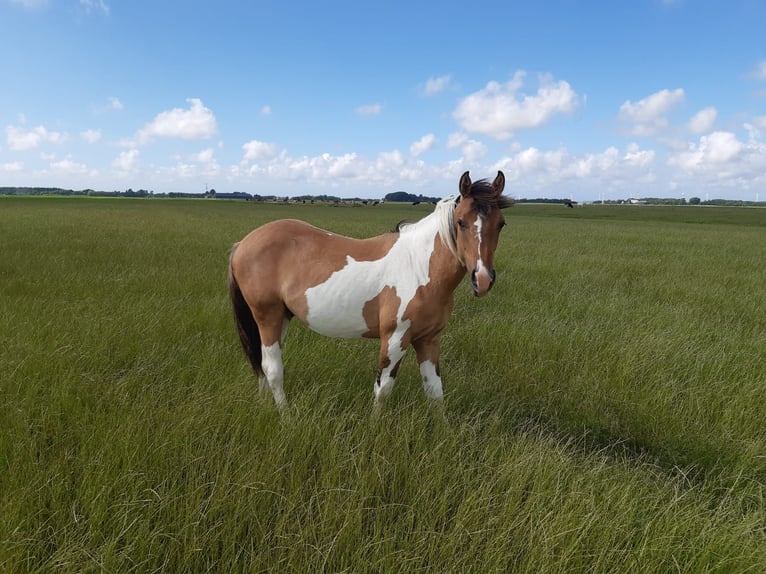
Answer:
2 196 766 572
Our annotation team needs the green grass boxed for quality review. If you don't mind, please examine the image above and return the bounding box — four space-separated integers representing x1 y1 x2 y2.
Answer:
2 197 766 572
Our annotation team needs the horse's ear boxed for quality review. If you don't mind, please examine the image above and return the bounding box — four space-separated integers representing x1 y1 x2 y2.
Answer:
459 171 471 198
491 171 505 197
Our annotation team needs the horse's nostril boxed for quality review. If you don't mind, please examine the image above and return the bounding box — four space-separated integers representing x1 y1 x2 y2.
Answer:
490 269 496 283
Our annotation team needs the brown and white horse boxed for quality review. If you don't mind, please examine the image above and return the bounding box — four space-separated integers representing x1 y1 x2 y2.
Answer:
228 171 513 409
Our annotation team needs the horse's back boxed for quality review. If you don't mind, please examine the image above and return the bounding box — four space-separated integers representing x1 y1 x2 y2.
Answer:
231 219 397 330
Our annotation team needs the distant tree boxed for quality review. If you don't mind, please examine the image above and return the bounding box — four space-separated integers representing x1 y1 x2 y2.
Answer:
384 191 440 203
689 196 701 205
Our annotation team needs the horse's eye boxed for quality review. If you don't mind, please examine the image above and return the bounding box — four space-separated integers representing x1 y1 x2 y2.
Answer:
499 220 507 230
457 219 468 230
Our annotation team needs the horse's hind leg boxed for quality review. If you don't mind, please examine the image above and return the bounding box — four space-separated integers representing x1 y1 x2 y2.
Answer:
258 314 290 408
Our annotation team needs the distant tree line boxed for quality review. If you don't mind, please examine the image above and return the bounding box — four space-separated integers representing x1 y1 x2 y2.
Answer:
3 187 764 208
384 191 440 203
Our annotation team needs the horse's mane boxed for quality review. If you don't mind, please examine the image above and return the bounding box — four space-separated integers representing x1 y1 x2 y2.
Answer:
462 178 515 214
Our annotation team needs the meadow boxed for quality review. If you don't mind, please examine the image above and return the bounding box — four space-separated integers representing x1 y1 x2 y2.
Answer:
1 196 766 572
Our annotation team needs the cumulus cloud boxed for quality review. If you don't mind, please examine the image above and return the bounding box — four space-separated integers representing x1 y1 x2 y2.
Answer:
109 96 123 111
491 143 658 193
242 140 277 162
260 105 272 116
1 161 24 172
669 131 744 172
446 132 486 162
688 107 717 134
419 75 453 96
113 149 139 171
137 98 217 144
619 88 685 136
50 157 89 174
81 129 102 144
355 103 383 116
409 134 437 157
624 142 656 167
453 71 578 140
192 148 216 164
6 124 66 151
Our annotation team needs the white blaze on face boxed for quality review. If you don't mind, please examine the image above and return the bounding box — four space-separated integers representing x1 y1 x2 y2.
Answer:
304 218 438 339
473 214 489 277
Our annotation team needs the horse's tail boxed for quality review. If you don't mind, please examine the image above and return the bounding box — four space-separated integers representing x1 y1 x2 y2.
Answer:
228 244 264 377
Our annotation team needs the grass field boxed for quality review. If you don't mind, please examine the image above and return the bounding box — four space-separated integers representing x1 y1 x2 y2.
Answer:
2 196 766 572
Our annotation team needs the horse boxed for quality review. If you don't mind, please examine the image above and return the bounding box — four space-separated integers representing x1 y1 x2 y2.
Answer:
227 171 513 409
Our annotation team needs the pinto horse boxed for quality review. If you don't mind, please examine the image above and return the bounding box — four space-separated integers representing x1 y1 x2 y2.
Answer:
228 171 513 409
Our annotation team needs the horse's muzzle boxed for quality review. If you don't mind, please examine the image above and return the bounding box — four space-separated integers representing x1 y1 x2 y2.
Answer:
471 268 496 297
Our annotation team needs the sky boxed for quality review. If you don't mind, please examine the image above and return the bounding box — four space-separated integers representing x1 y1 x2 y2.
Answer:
1 0 766 201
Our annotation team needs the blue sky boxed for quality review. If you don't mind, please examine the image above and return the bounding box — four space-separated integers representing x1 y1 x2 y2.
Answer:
2 0 765 201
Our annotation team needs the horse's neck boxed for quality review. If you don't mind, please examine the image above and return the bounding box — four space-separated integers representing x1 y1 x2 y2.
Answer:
429 238 466 292
401 216 465 292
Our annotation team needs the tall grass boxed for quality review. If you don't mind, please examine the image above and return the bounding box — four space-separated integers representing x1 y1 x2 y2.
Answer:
1 197 765 572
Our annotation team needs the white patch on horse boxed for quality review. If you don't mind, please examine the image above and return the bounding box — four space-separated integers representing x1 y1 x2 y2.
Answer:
474 214 488 276
304 208 445 339
261 342 286 407
419 359 443 400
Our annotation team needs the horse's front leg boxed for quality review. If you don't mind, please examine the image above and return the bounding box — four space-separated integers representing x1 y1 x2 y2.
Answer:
373 322 410 409
413 335 444 402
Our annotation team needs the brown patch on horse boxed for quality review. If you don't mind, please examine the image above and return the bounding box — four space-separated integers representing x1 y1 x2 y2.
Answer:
362 285 401 338
233 219 397 326
401 237 462 340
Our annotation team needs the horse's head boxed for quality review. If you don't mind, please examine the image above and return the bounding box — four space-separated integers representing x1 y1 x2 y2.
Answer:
453 170 513 297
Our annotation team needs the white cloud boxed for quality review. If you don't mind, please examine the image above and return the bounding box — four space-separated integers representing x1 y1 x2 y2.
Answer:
668 131 744 172
192 148 215 164
461 139 487 163
445 132 486 162
748 61 766 80
242 140 277 162
355 103 382 116
419 75 452 96
491 143 658 194
624 143 656 167
8 0 48 9
619 88 685 136
80 0 109 15
446 132 468 149
50 157 88 174
113 149 139 171
6 124 66 151
81 129 102 144
260 105 272 116
1 161 24 172
409 133 437 157
137 98 217 144
109 97 123 111
453 71 578 140
688 107 717 134
753 116 766 130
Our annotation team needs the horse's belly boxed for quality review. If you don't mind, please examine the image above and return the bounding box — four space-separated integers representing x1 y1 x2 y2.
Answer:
305 309 369 338
303 258 385 339
303 289 374 339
